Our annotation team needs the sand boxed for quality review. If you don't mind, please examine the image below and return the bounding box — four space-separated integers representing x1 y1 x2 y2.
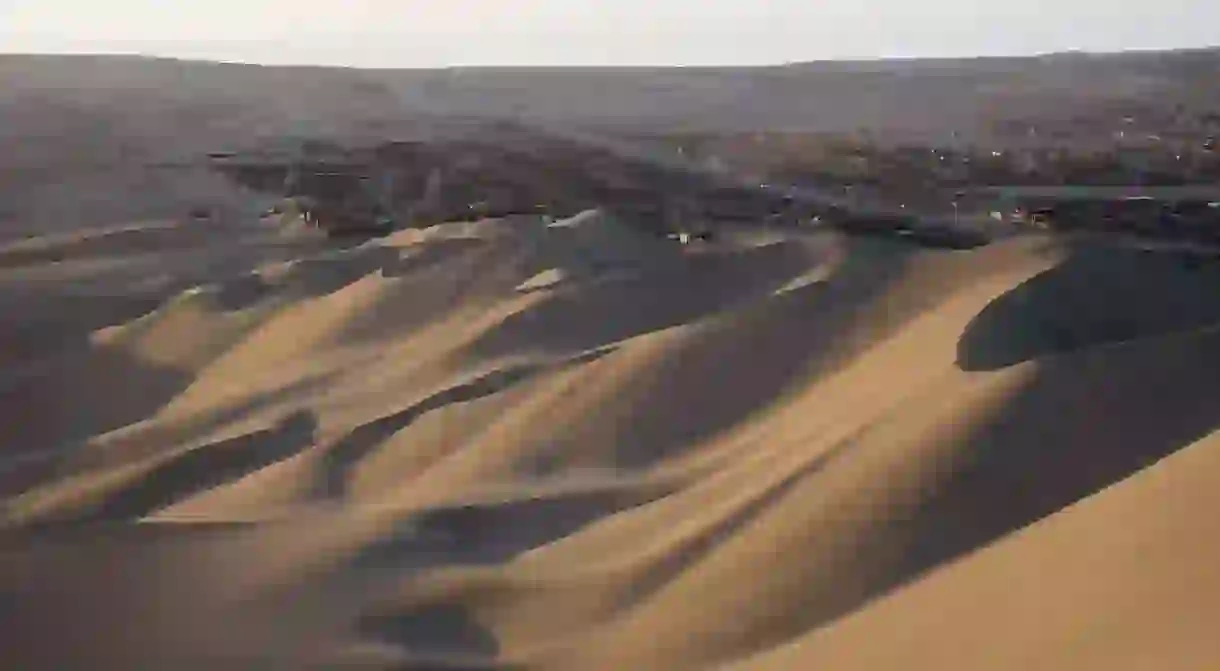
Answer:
4 207 1220 670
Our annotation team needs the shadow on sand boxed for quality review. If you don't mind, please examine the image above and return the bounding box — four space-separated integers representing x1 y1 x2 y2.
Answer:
335 237 503 347
356 603 501 663
351 484 667 573
957 243 1220 371
77 409 317 521
464 240 815 361
726 242 1220 659
346 486 670 668
518 236 940 472
0 342 194 459
318 348 615 500
378 237 492 280
384 241 1220 669
0 289 164 368
337 237 940 666
210 243 403 311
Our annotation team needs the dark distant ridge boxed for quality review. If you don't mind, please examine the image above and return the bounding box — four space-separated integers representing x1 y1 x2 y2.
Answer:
2 47 1218 239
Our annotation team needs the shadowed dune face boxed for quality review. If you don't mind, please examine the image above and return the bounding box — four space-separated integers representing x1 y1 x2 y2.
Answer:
910 326 1220 560
0 239 389 461
357 603 501 660
0 342 193 457
465 238 820 362
672 321 1220 670
0 290 165 368
77 410 317 522
0 374 337 507
318 348 614 501
520 236 932 474
716 343 1220 670
958 244 1220 370
207 243 402 312
0 223 243 270
333 236 508 347
350 484 666 574
5 211 1220 671
462 250 1218 671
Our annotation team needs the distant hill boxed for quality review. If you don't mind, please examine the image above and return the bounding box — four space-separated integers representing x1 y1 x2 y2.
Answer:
2 48 1218 238
4 48 1219 156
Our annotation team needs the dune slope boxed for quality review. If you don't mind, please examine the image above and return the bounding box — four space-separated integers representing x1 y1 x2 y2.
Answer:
3 213 1220 670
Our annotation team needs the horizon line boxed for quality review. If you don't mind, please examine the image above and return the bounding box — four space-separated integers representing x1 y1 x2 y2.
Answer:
3 43 1218 71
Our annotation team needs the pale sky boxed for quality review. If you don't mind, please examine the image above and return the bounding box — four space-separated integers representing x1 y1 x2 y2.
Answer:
2 0 1217 67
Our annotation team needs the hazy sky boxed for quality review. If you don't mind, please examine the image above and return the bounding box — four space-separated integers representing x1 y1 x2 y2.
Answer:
2 0 1217 67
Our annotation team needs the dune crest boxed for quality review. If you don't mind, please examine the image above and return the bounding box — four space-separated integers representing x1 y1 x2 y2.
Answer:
5 214 1220 670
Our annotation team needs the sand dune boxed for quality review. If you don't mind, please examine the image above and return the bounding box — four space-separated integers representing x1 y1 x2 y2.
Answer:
4 209 1220 670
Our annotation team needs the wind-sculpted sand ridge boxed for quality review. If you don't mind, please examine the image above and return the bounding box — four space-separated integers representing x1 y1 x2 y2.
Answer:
4 211 1220 670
